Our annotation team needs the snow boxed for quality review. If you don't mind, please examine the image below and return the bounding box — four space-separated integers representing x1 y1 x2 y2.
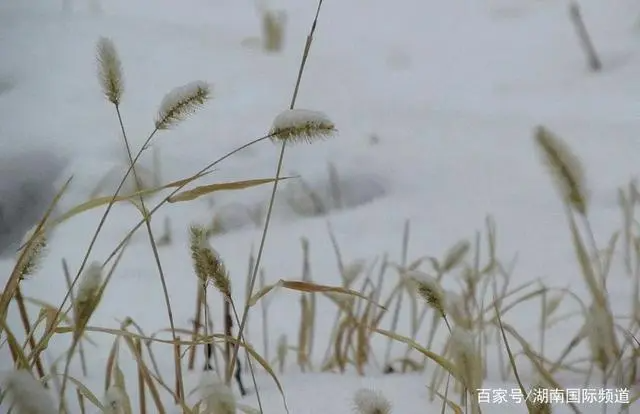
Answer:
1 0 640 412
269 109 335 143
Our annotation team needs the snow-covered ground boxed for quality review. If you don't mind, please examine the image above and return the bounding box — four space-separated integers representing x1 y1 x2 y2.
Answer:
1 0 640 412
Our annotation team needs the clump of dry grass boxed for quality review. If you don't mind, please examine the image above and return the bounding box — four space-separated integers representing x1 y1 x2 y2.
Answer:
4 123 640 414
3 4 640 414
261 9 287 53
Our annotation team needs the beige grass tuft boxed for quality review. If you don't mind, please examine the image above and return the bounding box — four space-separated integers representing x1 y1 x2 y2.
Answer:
407 270 446 319
16 225 48 279
189 225 231 299
73 261 103 337
534 126 588 215
97 37 124 105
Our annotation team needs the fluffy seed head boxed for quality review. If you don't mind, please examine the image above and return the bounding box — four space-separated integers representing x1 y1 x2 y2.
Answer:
352 388 392 414
189 225 231 298
270 108 336 144
585 303 619 372
96 37 124 105
441 240 470 273
74 261 103 335
535 125 588 215
2 369 56 414
17 225 48 279
189 225 208 282
76 262 103 306
155 81 211 130
197 371 237 414
406 270 445 317
200 238 231 298
449 327 482 391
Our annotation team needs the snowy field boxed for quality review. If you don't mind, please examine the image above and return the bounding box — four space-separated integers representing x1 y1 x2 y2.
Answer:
1 0 640 413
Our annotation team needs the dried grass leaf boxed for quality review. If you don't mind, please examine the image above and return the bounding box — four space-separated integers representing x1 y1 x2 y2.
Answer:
248 279 386 309
372 328 459 380
168 177 295 203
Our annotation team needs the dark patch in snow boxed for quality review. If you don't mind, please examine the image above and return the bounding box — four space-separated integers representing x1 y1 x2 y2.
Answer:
0 150 67 257
281 166 388 218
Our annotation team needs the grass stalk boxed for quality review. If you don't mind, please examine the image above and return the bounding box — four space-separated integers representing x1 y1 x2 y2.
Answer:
227 0 326 388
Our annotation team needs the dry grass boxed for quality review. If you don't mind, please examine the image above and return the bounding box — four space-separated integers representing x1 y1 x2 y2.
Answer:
1 2 639 414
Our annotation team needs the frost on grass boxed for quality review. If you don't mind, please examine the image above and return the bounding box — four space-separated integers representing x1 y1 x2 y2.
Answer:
2 370 56 414
155 81 212 130
270 108 336 144
406 270 446 318
16 224 48 279
73 261 103 336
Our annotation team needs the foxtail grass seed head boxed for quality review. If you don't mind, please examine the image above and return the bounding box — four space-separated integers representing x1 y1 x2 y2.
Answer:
534 126 588 215
270 108 336 144
155 81 211 130
352 388 392 414
200 238 231 298
449 327 482 391
441 240 470 273
2 369 56 414
96 37 124 105
188 225 231 298
406 270 446 318
189 225 208 282
74 261 103 335
103 386 127 414
197 371 237 414
544 292 564 319
17 225 48 279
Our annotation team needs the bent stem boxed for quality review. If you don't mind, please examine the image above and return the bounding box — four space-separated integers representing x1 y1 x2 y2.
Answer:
101 133 274 268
